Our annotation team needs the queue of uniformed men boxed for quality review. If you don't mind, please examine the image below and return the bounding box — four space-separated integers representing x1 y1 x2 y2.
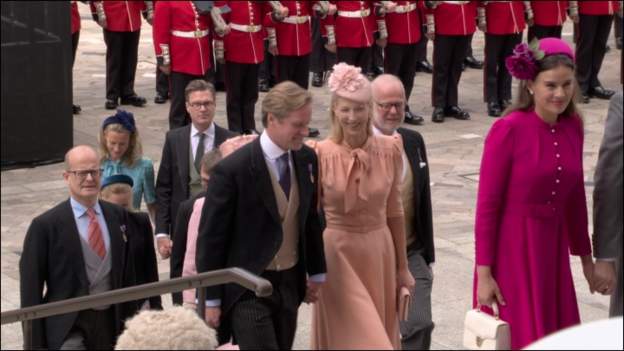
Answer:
76 1 621 127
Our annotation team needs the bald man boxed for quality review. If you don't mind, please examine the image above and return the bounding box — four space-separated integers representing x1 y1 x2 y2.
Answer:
20 145 137 350
371 75 435 350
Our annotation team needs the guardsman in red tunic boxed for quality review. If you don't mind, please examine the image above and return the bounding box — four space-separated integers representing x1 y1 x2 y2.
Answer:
576 0 621 102
213 1 275 134
90 1 147 110
324 1 395 72
528 1 575 41
71 1 81 114
478 1 529 117
426 0 477 123
153 1 214 130
381 1 426 125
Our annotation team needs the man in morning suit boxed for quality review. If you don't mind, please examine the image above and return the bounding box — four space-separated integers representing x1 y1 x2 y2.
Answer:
19 145 136 349
592 92 623 317
155 79 236 305
196 81 327 349
372 75 435 349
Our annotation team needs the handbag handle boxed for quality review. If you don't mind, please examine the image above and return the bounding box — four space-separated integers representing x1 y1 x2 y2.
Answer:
476 302 501 320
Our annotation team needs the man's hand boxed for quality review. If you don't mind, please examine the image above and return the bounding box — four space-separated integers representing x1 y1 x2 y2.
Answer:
593 260 616 295
304 280 323 303
328 3 337 15
159 64 171 75
324 43 337 53
268 44 278 56
156 237 172 259
205 307 221 328
581 255 595 294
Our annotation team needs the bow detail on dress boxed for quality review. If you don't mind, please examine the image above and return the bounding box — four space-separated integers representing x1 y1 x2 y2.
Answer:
344 148 370 213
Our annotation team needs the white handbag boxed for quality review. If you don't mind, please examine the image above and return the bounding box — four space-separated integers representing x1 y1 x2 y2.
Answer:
463 303 511 350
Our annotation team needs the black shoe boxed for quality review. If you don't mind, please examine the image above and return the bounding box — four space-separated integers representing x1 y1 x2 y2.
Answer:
487 102 502 117
121 95 147 107
500 99 512 110
154 93 168 104
105 99 118 110
72 104 81 114
464 56 484 69
605 45 611 53
580 94 591 104
415 60 433 74
431 107 445 123
445 105 471 120
312 72 323 87
590 86 615 100
404 110 424 125
308 127 320 138
258 79 270 93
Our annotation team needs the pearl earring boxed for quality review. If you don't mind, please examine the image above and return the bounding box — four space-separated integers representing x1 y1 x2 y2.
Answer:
528 90 534 95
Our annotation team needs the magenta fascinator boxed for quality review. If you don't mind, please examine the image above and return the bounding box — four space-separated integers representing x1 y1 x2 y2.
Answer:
506 38 575 81
327 63 371 103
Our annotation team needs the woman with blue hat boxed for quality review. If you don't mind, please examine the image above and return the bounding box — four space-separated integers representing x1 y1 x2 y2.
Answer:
99 110 157 221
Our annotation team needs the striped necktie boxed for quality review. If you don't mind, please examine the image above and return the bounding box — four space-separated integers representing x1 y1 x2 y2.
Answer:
87 208 106 259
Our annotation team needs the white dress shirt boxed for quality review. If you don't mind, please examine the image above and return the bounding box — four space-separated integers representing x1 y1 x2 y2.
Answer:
191 122 216 158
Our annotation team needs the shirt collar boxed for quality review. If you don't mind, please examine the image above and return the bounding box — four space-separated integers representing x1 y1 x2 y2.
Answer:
260 131 288 161
70 197 103 218
372 125 399 137
191 122 215 139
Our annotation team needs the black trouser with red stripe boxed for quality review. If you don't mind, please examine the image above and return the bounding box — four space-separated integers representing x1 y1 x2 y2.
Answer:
415 25 429 62
225 61 259 133
156 67 169 97
432 34 470 108
103 29 140 101
384 43 419 101
310 17 337 74
484 33 522 104
576 14 614 95
276 55 310 89
527 24 562 42
337 46 373 73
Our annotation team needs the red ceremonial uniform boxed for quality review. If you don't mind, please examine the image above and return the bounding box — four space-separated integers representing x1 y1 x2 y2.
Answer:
481 1 526 34
215 1 270 64
531 1 569 26
90 1 145 32
578 1 620 15
385 1 423 44
330 1 378 48
153 1 212 76
266 1 313 56
429 1 477 36
71 1 81 34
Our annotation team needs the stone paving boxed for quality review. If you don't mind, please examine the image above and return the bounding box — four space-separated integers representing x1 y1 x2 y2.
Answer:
2 4 622 349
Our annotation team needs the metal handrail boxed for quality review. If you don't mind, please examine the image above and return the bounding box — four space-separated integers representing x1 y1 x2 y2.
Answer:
1 268 272 349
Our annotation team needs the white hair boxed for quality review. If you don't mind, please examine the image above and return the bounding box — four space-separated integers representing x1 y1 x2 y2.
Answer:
115 307 217 350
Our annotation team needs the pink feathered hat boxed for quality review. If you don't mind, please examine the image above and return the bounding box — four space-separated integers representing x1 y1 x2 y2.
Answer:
539 37 575 61
327 63 371 103
506 38 575 80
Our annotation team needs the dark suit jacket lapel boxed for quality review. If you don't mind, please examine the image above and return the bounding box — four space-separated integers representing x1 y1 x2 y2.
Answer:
59 200 90 289
214 124 229 147
398 129 422 208
175 125 192 196
250 139 280 224
292 150 312 224
99 201 125 289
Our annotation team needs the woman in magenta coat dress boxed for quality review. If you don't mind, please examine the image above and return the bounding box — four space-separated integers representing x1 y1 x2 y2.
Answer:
474 38 595 349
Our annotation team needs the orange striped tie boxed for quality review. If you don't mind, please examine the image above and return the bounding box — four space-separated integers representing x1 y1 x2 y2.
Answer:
87 208 106 259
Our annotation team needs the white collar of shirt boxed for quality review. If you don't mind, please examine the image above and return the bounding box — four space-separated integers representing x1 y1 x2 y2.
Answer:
191 122 216 157
372 125 408 182
260 131 291 181
70 196 103 218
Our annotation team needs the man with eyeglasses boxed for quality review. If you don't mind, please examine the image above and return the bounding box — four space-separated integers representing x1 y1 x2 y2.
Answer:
155 79 236 305
371 74 436 350
19 145 137 350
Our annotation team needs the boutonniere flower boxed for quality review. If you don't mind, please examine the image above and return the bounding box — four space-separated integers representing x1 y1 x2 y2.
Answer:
308 164 315 184
120 224 127 242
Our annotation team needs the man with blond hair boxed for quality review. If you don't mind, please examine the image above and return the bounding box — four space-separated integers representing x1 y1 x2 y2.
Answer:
371 75 435 349
196 81 326 349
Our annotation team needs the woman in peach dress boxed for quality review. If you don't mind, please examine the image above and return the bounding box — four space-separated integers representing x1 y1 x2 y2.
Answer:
311 63 415 349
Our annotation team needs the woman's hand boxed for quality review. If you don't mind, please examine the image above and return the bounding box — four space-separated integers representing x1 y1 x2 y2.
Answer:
581 255 595 294
397 268 415 293
476 266 506 307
